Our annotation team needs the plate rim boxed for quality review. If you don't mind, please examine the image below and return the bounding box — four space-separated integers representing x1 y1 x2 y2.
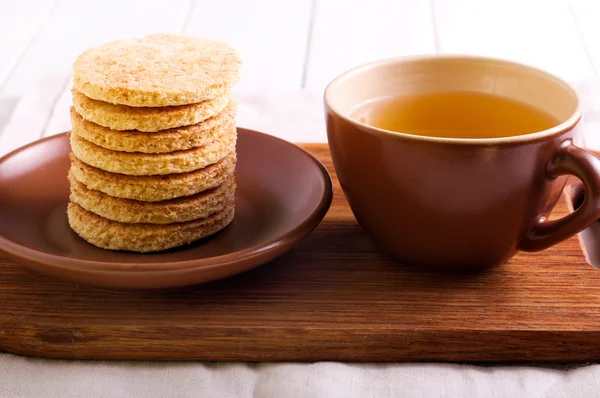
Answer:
0 128 333 273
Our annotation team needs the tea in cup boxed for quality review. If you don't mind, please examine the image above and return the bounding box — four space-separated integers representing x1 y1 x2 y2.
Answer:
325 55 600 270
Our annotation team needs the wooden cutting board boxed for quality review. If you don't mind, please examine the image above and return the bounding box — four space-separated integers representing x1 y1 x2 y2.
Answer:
2 144 600 362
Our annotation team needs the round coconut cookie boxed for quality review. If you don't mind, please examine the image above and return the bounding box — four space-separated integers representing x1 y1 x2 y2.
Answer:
69 174 235 224
68 153 236 202
70 102 236 153
67 202 235 253
71 89 231 132
72 34 241 107
69 126 236 176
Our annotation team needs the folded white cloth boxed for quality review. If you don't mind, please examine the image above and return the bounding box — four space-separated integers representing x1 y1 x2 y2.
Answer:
0 353 599 398
0 354 600 398
2 79 600 398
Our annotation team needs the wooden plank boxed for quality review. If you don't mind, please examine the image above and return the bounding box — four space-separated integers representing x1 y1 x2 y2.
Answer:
3 144 600 362
233 91 326 143
42 81 73 138
0 0 194 150
0 0 55 92
0 0 193 99
304 0 436 92
571 80 600 151
0 98 19 139
184 0 313 91
433 0 594 82
570 0 600 76
0 74 69 157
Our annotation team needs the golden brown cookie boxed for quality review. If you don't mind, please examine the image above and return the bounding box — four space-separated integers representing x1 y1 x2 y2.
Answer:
69 173 235 224
71 89 231 132
69 126 236 175
69 153 236 202
70 102 236 153
67 202 235 253
73 34 241 107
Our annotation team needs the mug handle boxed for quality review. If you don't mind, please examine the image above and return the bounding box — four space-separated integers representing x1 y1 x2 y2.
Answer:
519 141 600 252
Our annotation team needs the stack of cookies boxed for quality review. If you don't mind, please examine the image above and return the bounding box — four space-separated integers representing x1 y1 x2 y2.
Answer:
66 34 241 253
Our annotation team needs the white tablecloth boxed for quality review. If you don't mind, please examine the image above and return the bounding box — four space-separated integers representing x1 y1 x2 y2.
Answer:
1 355 599 398
2 80 600 398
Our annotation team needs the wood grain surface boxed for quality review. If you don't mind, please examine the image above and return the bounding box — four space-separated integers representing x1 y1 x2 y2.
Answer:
2 144 600 362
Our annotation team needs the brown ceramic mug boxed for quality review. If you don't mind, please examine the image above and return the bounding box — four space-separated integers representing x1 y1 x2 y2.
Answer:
325 55 600 270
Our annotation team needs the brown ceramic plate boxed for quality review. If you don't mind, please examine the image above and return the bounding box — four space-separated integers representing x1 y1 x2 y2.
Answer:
0 128 332 290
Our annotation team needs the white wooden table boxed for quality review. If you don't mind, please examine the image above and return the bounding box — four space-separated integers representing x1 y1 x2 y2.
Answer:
2 0 600 151
3 1 600 397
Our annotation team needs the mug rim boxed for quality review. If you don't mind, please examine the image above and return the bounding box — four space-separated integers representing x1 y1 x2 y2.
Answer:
324 54 582 145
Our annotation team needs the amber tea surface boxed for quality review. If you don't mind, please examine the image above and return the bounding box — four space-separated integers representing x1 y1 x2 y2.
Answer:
350 91 559 139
